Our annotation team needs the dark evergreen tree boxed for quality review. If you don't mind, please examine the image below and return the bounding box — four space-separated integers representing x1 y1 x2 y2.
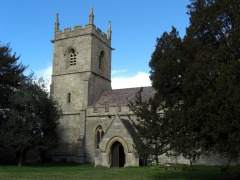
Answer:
0 44 25 113
182 0 240 168
32 78 60 164
0 44 60 166
3 78 60 166
150 27 185 107
0 44 26 163
129 28 185 164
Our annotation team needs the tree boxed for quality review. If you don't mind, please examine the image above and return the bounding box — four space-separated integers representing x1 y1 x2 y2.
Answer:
129 88 171 165
0 44 25 115
150 27 185 107
32 78 60 164
3 78 60 166
129 28 186 165
131 0 240 169
182 0 240 169
0 44 60 166
0 44 26 163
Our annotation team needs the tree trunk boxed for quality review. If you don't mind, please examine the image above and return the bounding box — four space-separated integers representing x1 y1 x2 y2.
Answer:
221 157 232 173
189 159 193 170
17 151 23 167
40 150 46 164
17 149 26 167
174 155 177 170
155 154 159 165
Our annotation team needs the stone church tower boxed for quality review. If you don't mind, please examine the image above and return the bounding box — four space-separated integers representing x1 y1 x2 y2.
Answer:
51 9 154 167
51 10 112 162
52 10 112 109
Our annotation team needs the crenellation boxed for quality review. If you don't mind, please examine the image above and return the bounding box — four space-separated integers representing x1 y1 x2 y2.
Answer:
74 25 82 30
64 27 72 32
104 104 109 112
118 106 122 112
95 27 109 42
86 105 131 117
53 24 110 46
96 27 102 33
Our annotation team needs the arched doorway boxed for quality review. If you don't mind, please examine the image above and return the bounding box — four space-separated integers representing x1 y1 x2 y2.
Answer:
110 141 125 167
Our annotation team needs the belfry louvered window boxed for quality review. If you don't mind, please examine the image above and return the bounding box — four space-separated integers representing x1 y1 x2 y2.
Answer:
69 48 77 66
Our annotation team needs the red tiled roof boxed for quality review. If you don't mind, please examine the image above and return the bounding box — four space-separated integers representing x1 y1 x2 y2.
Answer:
94 86 155 106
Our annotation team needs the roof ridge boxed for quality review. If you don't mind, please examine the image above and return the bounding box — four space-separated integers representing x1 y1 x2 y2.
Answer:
93 86 155 106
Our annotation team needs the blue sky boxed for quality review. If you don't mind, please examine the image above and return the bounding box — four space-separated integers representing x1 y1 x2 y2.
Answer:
0 0 190 89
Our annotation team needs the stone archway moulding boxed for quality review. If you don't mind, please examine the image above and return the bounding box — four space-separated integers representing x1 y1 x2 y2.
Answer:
104 136 129 167
104 136 129 155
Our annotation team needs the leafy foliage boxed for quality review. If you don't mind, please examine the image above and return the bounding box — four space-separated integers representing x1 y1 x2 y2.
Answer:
0 44 25 110
130 27 186 165
0 44 60 166
182 0 240 166
149 27 185 106
129 88 171 165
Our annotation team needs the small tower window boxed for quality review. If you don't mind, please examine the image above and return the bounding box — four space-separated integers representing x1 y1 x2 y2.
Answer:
96 126 104 149
67 93 71 103
68 48 77 66
99 51 105 72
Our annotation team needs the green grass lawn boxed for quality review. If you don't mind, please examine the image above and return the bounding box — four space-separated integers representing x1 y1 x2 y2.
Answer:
0 164 239 180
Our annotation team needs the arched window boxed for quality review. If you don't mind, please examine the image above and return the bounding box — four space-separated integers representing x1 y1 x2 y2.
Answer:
99 51 104 72
96 126 104 149
68 48 77 66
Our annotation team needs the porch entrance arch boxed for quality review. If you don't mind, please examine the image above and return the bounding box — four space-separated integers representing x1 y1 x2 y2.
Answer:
110 141 125 167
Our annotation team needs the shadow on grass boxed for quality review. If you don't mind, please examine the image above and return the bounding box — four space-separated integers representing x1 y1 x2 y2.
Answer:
0 164 240 180
151 165 240 180
12 162 94 168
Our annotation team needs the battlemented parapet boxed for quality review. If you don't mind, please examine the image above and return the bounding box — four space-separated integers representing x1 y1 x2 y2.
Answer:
53 10 112 46
87 105 132 117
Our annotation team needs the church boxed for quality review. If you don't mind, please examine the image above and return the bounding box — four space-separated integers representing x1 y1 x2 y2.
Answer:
50 10 234 167
50 9 155 167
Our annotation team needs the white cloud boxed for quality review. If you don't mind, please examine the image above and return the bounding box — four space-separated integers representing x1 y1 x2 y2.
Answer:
36 65 52 92
112 72 151 89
